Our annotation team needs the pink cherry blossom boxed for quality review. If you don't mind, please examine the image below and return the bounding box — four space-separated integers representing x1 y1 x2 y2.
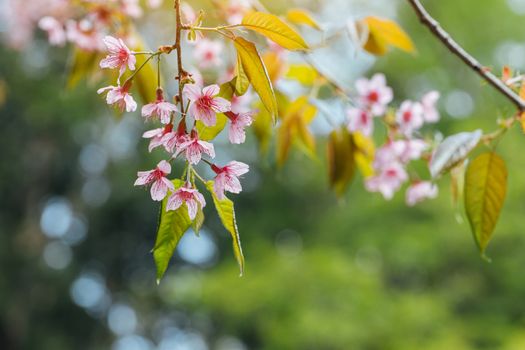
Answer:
142 89 178 124
181 2 197 23
231 90 254 113
225 0 251 25
346 107 374 136
142 124 176 152
97 83 137 112
406 181 438 206
193 39 224 69
134 160 175 201
99 35 136 78
421 91 440 123
65 19 104 51
184 84 231 127
121 0 143 18
355 73 393 116
396 100 424 136
212 161 250 199
365 162 408 200
175 131 215 165
166 182 206 220
161 122 190 153
226 111 254 144
392 139 428 163
38 16 66 46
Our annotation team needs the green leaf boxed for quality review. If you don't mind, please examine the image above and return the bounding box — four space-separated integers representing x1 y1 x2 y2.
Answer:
133 53 158 104
234 37 278 121
464 152 507 258
192 207 205 237
152 179 192 283
196 82 235 140
205 181 245 276
241 11 309 50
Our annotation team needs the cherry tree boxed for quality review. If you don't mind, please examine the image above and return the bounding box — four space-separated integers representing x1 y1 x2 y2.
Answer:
1 0 519 280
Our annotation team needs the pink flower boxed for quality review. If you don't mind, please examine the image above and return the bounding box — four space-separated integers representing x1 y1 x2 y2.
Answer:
181 2 197 23
142 89 178 124
65 19 104 51
396 100 424 136
421 91 440 123
231 90 254 113
406 181 438 206
134 160 175 201
212 161 250 199
226 111 254 144
166 182 206 220
99 35 136 78
184 84 231 127
225 0 251 25
175 131 215 165
161 121 190 153
121 0 143 18
38 16 66 46
346 107 374 136
392 139 428 163
193 39 224 69
355 73 393 116
97 83 137 112
142 124 175 152
365 162 408 200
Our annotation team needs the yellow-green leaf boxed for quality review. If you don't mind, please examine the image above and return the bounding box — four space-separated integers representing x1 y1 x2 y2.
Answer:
133 53 158 104
361 16 415 56
234 54 250 96
286 9 321 30
252 91 289 155
464 152 507 257
67 48 101 89
241 11 309 51
205 181 245 275
196 82 235 140
262 51 286 83
152 179 192 283
352 132 375 178
234 37 278 120
327 128 356 196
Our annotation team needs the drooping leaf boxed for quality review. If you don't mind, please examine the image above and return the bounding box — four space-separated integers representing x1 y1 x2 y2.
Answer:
464 152 507 257
361 16 415 55
285 64 318 86
67 48 101 89
429 129 483 178
352 132 375 178
327 128 356 196
205 181 245 276
262 51 286 83
277 96 317 166
196 82 235 140
234 37 278 120
252 91 289 155
133 52 158 104
286 9 321 30
152 179 192 283
192 207 205 237
234 54 250 96
241 11 309 50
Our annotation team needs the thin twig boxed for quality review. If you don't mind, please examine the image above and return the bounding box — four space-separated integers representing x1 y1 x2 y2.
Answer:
407 0 525 111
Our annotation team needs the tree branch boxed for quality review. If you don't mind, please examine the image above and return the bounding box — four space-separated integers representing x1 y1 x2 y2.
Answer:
407 0 525 111
174 0 185 113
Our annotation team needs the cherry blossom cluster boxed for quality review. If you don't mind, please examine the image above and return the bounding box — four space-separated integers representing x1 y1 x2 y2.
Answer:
346 74 440 206
2 0 163 50
96 33 253 220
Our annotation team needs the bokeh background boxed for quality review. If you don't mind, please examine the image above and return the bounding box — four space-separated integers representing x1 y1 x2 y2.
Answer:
2 0 525 349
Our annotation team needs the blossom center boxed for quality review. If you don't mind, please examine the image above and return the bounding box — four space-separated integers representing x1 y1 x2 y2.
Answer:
367 91 379 103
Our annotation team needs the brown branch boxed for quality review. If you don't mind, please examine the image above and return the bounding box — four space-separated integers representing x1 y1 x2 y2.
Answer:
174 0 185 113
407 0 525 111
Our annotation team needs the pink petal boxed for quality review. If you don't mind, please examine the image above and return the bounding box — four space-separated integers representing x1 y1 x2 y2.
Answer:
157 160 171 174
183 84 203 101
203 84 220 97
150 179 168 201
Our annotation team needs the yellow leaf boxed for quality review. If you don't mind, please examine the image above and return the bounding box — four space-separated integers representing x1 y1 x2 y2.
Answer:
241 11 309 51
262 51 286 83
277 96 317 166
252 91 289 154
234 54 250 96
205 181 245 276
285 64 318 86
352 132 375 178
361 16 415 56
67 48 101 89
234 37 278 120
133 53 158 104
327 128 356 196
196 82 235 140
464 152 507 258
286 8 321 30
